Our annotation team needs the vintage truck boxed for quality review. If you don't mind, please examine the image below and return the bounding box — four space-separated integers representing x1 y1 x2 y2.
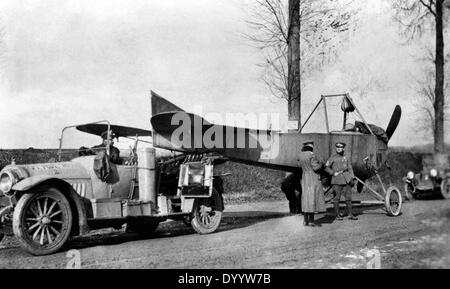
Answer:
0 121 226 255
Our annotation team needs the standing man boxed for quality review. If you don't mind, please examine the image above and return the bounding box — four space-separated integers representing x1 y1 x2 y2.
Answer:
281 172 302 215
298 141 326 226
325 142 358 221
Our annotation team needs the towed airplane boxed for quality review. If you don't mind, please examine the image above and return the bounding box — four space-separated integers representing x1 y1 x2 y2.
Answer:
149 91 404 216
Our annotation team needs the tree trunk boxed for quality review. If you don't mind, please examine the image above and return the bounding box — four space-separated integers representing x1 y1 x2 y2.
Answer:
434 0 448 167
288 0 301 132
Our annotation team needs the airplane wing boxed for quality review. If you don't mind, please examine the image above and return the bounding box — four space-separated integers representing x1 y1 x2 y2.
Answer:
76 124 152 138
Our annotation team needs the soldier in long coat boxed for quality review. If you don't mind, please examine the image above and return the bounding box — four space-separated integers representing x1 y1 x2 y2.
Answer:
298 141 326 226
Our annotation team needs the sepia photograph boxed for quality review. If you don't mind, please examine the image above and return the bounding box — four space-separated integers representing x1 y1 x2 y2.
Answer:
0 0 449 274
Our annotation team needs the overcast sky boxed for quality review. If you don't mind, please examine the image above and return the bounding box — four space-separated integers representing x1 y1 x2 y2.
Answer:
0 0 447 148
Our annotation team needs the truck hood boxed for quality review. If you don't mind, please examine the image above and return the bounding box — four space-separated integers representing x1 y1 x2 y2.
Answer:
1 157 92 182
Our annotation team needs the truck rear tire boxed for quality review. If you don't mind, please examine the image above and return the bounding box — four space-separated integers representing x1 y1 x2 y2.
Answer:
191 189 223 235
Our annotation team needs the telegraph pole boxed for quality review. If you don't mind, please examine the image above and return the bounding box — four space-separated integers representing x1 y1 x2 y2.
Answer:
287 0 301 132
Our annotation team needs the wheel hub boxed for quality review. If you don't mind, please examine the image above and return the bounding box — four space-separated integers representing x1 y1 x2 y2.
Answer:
41 216 51 225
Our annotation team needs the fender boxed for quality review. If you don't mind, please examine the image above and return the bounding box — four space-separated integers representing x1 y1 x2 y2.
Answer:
13 176 90 235
13 175 56 191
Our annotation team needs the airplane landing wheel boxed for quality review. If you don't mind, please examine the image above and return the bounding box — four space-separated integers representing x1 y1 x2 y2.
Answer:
385 186 402 216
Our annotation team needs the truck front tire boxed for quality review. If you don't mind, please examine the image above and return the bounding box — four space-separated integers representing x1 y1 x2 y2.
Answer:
13 187 73 256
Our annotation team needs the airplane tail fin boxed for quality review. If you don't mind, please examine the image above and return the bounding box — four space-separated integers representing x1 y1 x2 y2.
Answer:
386 105 402 141
151 91 184 116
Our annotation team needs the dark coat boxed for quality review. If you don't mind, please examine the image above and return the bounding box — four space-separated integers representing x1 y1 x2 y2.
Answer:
92 143 121 164
299 151 326 213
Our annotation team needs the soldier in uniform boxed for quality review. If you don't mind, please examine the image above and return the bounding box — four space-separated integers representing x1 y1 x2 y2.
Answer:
92 130 121 165
298 141 326 226
325 142 358 221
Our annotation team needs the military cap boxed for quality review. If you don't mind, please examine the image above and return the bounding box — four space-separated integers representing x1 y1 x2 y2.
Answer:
335 142 346 148
101 130 116 140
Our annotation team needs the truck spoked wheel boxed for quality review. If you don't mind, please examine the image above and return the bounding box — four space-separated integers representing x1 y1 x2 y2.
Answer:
13 188 73 256
385 186 402 217
191 189 223 235
440 178 450 199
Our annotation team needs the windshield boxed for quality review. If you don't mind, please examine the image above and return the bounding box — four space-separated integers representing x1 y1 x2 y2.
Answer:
58 122 154 162
58 126 106 161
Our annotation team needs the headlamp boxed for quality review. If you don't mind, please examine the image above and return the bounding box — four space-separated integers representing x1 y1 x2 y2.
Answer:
430 169 438 178
0 171 17 195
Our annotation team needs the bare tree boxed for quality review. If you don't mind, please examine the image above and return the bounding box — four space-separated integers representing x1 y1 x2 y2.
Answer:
245 0 356 128
288 0 301 131
411 47 450 138
393 0 449 158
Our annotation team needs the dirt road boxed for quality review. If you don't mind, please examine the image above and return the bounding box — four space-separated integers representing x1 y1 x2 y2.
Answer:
1 199 449 269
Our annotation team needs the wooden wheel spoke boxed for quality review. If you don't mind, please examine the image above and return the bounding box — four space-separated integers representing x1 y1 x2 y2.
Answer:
32 226 42 240
39 227 45 245
47 201 57 216
36 199 43 216
26 218 39 222
49 210 62 218
48 225 60 237
51 220 64 224
45 227 53 244
29 205 40 218
28 221 41 232
43 198 49 215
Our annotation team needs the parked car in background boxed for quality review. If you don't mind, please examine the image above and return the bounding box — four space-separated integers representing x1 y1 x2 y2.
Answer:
403 163 450 200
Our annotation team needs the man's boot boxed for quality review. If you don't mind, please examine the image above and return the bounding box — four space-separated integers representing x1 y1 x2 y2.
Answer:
289 201 294 214
346 201 358 220
334 203 343 220
309 213 318 227
303 213 309 226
